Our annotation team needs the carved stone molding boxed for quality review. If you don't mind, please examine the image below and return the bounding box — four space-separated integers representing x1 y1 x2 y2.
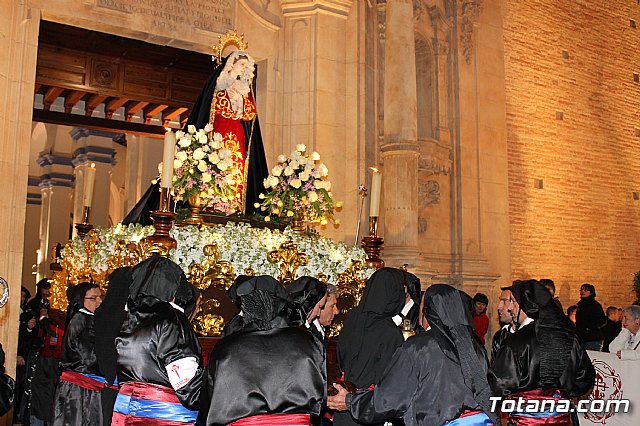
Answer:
241 0 282 30
460 0 484 63
280 0 354 17
419 180 440 208
418 137 452 176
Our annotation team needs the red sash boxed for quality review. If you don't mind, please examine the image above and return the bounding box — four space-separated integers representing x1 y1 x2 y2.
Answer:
118 381 181 404
229 414 311 425
60 370 105 391
507 389 572 426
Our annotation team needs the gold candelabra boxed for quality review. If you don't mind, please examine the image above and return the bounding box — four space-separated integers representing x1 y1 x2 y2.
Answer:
142 187 177 254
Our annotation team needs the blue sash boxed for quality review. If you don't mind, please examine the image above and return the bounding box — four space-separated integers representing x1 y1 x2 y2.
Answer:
446 411 493 426
114 392 198 423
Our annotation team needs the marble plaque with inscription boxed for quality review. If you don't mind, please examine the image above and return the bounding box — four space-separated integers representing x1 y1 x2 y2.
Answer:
96 0 235 34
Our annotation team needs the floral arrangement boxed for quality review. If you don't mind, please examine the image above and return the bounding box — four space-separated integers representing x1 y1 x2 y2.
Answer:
257 144 341 225
170 124 243 215
61 222 373 283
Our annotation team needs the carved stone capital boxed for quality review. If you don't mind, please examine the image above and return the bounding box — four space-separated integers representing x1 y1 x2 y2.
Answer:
460 0 484 63
418 137 452 176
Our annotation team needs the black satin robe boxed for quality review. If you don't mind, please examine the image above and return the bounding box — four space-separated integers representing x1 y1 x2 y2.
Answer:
199 326 326 426
116 300 204 410
346 332 491 426
53 312 103 426
489 322 595 398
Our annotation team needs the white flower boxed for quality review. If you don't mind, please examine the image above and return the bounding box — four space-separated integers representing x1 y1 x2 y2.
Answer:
178 137 191 148
176 130 185 139
219 148 232 160
311 152 321 161
299 171 311 182
213 132 223 142
277 154 287 163
317 163 329 177
197 160 208 172
290 178 302 189
202 172 212 183
218 162 229 171
309 191 318 202
290 160 299 170
210 139 221 149
284 166 294 177
272 166 283 177
264 176 279 188
193 148 205 161
176 151 188 162
199 134 208 145
296 144 306 152
187 125 196 134
208 152 219 164
204 123 213 132
173 159 183 169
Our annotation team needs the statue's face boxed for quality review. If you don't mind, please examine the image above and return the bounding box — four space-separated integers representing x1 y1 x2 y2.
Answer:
230 58 249 79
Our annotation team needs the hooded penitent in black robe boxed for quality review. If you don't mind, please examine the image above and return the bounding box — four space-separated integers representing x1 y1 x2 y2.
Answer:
341 284 497 426
113 257 204 426
223 275 290 336
287 276 327 341
122 54 268 225
489 280 595 425
53 282 104 426
199 276 326 426
334 267 406 426
94 267 133 426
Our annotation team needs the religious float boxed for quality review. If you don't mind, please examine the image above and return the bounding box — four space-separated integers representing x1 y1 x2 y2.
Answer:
46 30 393 346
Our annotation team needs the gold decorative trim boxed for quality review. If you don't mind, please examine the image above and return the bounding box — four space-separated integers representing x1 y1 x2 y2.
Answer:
267 240 309 285
212 30 249 64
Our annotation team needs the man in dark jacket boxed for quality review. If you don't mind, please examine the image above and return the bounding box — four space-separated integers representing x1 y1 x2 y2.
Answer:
601 306 622 353
575 283 607 351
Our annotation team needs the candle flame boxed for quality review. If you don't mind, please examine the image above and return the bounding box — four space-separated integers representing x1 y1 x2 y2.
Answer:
165 127 172 132
370 166 380 173
90 162 96 169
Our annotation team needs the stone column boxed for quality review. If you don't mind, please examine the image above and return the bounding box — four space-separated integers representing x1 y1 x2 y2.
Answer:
70 129 117 231
0 2 39 395
36 153 74 279
280 0 359 242
381 0 420 265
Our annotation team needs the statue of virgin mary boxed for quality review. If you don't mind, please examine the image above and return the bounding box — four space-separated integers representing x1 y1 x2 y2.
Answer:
123 40 268 225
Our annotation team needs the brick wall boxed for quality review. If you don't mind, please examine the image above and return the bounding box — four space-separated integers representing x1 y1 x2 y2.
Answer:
503 0 640 309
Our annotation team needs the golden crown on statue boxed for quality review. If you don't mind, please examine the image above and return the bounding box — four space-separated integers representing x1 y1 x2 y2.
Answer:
212 30 249 64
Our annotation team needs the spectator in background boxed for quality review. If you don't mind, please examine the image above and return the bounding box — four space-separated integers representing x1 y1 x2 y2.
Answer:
0 344 15 417
609 305 640 360
602 306 622 353
21 286 32 313
575 283 607 351
472 293 489 345
541 278 563 311
567 305 577 324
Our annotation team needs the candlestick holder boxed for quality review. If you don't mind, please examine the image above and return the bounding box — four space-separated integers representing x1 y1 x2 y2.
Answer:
142 189 177 254
362 217 384 269
75 206 94 238
159 187 172 212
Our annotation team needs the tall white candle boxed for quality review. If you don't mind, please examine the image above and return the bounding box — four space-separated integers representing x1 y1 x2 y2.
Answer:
369 167 382 217
161 129 176 188
83 163 96 207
